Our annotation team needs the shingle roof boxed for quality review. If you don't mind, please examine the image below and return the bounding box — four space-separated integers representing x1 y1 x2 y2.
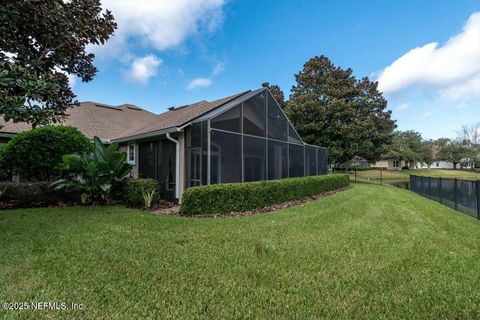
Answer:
0 90 251 140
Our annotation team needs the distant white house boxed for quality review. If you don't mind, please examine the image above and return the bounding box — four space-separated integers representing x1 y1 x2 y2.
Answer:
371 157 475 171
415 160 474 170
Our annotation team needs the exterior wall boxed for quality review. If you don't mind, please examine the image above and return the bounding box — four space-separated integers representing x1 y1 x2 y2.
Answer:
415 161 473 169
118 143 139 178
372 159 406 170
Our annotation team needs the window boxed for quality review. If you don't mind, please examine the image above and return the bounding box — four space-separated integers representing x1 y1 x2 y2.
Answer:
211 104 241 133
210 130 242 184
393 160 400 168
267 94 287 141
138 142 157 178
268 140 288 180
243 93 266 137
127 144 135 164
436 161 439 167
289 144 304 177
318 148 327 174
305 146 317 176
243 136 266 182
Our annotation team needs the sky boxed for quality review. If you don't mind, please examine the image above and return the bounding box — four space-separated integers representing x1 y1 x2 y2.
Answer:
74 0 480 140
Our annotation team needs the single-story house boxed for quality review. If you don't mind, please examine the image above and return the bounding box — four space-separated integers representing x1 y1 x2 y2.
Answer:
371 158 406 170
0 88 328 201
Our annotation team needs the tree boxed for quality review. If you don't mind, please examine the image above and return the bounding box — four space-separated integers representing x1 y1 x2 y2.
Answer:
286 55 396 164
0 0 116 127
457 122 480 167
0 125 92 180
262 82 286 108
434 138 470 169
386 131 423 168
420 140 434 168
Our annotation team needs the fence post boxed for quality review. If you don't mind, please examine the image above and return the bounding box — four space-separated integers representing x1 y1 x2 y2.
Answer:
380 168 383 185
476 180 480 220
453 178 458 211
354 169 357 182
439 177 442 204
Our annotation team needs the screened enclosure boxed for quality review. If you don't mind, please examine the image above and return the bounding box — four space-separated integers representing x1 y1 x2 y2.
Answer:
185 89 328 188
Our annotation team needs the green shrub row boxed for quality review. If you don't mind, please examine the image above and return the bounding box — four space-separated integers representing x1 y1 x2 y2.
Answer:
124 178 161 208
180 174 349 215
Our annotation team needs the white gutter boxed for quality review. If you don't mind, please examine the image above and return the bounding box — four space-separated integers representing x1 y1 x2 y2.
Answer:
166 132 180 201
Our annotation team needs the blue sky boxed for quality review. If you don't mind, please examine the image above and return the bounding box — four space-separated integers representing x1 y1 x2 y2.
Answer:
75 0 480 140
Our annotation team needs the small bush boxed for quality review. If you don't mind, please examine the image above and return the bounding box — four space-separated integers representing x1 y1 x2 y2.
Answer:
0 182 79 209
0 125 91 181
180 174 349 215
124 179 161 208
401 166 410 170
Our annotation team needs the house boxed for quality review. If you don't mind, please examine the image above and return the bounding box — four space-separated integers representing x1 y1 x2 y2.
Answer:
371 158 406 170
415 160 474 169
0 88 328 201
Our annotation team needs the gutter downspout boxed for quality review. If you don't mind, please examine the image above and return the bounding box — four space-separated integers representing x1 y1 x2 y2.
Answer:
166 132 180 201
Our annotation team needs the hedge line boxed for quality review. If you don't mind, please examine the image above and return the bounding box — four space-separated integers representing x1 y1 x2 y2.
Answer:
180 174 349 215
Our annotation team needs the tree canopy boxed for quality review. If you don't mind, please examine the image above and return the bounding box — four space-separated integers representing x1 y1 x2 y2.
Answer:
261 82 286 109
0 0 116 127
286 55 396 164
386 131 424 167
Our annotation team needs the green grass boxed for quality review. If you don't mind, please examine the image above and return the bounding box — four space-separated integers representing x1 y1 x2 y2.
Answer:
1 184 479 319
405 169 480 179
351 168 480 184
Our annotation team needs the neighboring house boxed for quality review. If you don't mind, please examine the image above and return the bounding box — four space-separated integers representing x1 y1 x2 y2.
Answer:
0 88 328 201
415 160 474 169
371 158 406 170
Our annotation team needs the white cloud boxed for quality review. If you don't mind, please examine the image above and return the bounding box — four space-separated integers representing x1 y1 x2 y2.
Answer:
186 77 212 90
394 103 411 113
378 12 480 102
212 62 225 75
90 0 225 60
418 111 433 120
125 54 162 84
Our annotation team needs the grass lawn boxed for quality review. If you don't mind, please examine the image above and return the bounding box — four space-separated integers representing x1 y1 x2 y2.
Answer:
1 184 479 319
406 169 480 180
351 168 480 183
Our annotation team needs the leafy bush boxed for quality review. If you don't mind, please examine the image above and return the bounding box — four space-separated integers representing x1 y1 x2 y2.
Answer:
0 125 91 181
0 182 79 209
180 174 349 215
124 179 161 208
51 137 132 203
402 166 410 170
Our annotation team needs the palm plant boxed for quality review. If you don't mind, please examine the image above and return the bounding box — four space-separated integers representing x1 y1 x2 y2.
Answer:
51 137 132 204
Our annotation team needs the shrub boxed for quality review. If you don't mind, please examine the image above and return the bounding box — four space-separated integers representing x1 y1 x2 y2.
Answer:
0 182 79 209
0 125 91 180
51 137 132 204
124 178 161 208
401 166 410 170
180 174 349 215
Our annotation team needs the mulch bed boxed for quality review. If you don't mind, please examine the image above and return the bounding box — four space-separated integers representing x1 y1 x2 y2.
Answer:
149 186 349 218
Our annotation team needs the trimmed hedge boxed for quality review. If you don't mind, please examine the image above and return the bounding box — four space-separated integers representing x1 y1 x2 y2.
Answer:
124 178 161 208
0 182 79 209
180 174 349 215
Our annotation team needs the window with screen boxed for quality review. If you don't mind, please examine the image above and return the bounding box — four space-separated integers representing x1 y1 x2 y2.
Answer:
243 136 266 182
243 93 266 137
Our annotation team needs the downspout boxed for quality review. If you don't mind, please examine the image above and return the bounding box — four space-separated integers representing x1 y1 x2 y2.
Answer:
166 132 180 201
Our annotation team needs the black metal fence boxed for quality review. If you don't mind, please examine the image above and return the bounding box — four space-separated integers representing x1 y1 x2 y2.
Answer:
410 175 480 220
339 168 410 189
